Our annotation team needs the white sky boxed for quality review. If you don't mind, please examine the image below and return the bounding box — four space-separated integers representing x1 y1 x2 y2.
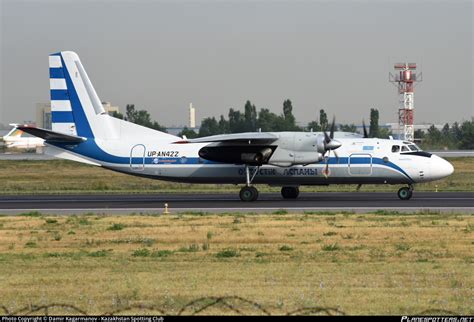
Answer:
1 0 473 127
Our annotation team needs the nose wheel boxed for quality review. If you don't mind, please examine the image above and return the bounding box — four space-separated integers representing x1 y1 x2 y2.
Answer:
397 186 413 200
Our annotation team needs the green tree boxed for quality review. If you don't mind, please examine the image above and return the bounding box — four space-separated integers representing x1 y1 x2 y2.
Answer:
307 121 321 132
339 124 357 133
319 109 328 130
414 129 425 140
378 127 392 139
228 108 246 133
111 111 124 119
244 101 257 132
218 115 230 134
257 108 281 132
459 120 474 149
282 99 300 131
178 127 198 139
124 104 167 132
198 117 220 137
369 108 379 138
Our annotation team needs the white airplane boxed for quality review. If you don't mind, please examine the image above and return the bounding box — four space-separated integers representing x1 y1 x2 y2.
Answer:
2 124 44 149
17 51 454 201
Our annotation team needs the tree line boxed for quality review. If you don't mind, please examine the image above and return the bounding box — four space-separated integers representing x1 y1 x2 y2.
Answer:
112 101 473 150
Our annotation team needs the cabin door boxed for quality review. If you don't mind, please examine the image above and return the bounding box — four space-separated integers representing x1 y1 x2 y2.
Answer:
130 144 146 171
348 153 372 176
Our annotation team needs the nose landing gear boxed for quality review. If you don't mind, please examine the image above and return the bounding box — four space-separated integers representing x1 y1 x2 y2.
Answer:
397 185 414 200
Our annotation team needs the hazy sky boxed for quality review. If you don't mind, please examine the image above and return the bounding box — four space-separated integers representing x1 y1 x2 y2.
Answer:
1 0 472 127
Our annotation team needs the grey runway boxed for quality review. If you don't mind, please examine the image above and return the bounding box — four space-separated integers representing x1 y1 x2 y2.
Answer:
0 192 473 214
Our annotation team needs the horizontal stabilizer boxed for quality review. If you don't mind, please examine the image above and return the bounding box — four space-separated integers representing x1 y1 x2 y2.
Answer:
17 126 86 143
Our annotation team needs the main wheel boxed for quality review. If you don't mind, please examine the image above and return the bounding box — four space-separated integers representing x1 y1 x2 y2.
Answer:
281 186 300 199
397 187 412 200
240 186 259 202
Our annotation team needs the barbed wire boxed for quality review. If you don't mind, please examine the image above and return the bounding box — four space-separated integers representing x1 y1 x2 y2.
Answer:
0 297 463 316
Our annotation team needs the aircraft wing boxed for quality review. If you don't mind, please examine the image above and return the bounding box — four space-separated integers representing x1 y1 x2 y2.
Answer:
174 132 279 165
175 132 278 144
17 126 86 143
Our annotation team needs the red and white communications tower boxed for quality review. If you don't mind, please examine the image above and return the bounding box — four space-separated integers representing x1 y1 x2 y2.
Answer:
389 63 422 141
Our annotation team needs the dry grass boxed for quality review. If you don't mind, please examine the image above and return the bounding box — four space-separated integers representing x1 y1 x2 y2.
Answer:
0 157 472 194
0 212 472 315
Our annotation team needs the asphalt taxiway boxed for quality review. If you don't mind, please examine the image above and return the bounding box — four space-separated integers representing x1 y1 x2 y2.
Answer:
0 192 472 214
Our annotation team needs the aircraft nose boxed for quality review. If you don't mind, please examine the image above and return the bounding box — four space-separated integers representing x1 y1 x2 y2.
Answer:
430 155 454 180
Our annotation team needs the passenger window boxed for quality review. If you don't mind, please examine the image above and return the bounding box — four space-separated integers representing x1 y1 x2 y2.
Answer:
391 145 400 153
401 146 409 152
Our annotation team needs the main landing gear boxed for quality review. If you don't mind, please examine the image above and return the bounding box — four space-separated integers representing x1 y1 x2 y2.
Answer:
239 165 260 202
281 186 299 199
397 185 414 200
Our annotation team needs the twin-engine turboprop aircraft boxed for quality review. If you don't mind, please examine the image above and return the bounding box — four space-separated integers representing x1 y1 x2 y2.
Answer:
17 51 454 201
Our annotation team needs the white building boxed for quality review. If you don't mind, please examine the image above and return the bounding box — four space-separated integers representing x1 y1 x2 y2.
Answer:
36 101 120 129
189 103 196 128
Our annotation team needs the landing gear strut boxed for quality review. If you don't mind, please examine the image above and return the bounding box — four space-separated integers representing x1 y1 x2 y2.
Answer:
281 186 299 199
239 165 260 202
397 185 413 200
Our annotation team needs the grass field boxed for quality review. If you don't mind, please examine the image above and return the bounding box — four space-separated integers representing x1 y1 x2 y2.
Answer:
0 212 472 315
0 157 473 194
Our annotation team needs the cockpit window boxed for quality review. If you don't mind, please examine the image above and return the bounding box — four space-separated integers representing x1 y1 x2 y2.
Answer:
408 144 418 151
401 146 409 152
391 145 400 153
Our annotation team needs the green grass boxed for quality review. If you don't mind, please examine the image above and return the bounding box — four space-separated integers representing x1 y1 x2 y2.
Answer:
0 157 472 194
0 213 472 315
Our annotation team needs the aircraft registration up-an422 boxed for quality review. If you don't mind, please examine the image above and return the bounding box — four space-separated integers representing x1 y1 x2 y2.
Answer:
17 52 454 201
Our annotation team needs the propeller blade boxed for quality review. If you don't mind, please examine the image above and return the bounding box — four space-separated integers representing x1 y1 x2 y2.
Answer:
333 149 339 161
324 150 330 178
330 116 336 139
362 120 368 138
324 130 331 144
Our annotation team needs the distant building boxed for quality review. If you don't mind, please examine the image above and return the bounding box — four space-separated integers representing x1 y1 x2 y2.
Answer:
189 103 196 128
36 101 120 129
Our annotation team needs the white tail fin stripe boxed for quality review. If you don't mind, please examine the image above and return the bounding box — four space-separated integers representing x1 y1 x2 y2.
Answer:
49 56 62 68
51 100 72 112
49 78 67 90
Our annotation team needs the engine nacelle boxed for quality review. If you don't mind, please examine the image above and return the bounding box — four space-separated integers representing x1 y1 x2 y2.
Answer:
293 151 323 165
241 148 273 164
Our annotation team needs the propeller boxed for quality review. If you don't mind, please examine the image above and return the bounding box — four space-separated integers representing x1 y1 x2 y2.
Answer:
362 120 369 138
321 116 341 178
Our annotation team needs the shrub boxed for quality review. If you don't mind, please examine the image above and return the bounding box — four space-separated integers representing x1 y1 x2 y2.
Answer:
19 211 42 217
321 243 340 251
178 244 200 252
45 219 58 224
279 245 293 251
25 241 37 248
132 248 150 257
151 250 173 258
216 249 240 258
88 250 110 257
107 223 125 231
